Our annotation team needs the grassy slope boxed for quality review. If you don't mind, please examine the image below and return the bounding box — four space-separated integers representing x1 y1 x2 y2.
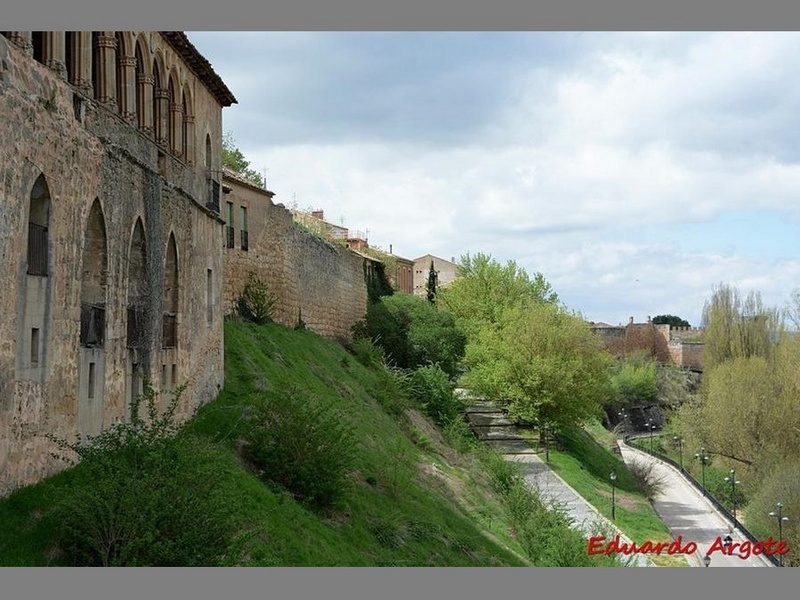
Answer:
0 320 531 567
549 422 689 567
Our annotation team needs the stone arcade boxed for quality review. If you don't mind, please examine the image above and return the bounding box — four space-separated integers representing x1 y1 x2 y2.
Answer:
0 32 236 493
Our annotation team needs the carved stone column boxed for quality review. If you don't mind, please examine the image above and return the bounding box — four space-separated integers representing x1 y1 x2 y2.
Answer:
43 31 67 80
137 73 154 135
154 88 169 147
169 101 183 157
95 33 117 108
184 115 195 165
119 55 137 122
71 32 92 94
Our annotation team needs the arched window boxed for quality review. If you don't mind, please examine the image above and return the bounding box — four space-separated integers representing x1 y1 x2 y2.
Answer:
65 31 75 84
32 31 44 64
80 200 108 347
205 134 212 171
127 218 148 349
115 32 126 117
152 59 167 146
91 32 101 101
27 174 51 276
135 40 146 130
167 76 178 155
163 233 179 348
181 92 188 160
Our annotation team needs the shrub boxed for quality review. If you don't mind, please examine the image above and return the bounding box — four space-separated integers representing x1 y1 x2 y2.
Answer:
353 293 466 379
50 385 238 566
626 459 668 502
237 272 276 324
407 364 465 427
240 389 358 511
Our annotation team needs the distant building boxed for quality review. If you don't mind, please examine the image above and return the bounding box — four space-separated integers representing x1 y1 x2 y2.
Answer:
591 316 705 371
412 254 459 297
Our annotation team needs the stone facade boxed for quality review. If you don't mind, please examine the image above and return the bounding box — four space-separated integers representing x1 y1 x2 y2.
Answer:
592 317 705 371
222 172 370 341
0 32 235 494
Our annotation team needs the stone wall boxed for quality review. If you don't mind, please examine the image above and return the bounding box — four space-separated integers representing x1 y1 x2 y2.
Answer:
222 173 369 341
0 35 228 494
594 317 705 371
592 318 671 363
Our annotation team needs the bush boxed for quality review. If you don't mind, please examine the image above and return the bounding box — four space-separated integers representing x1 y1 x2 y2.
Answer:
237 272 276 324
407 364 465 427
50 385 238 566
353 293 466 379
627 459 668 502
241 389 358 511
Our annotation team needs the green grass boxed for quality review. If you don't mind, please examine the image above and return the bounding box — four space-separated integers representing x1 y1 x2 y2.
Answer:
546 422 690 567
0 320 535 567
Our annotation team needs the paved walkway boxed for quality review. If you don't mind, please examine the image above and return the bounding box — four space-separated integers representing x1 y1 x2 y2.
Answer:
619 440 774 568
464 399 652 567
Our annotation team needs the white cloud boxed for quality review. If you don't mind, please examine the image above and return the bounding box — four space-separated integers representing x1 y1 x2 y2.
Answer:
195 31 800 325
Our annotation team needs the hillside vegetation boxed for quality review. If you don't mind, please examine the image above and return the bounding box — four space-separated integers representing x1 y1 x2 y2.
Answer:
0 320 624 567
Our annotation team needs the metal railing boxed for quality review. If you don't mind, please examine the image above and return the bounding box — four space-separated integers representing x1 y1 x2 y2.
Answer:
27 222 48 276
623 434 781 567
80 303 105 347
240 230 249 251
162 313 177 348
225 225 235 249
206 179 220 213
127 306 146 349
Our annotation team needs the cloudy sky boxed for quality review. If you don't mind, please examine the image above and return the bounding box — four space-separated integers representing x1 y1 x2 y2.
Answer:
188 31 800 328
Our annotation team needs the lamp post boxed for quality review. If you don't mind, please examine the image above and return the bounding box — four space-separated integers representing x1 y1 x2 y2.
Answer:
610 470 617 522
544 422 550 464
769 502 789 567
724 469 741 529
695 448 709 497
674 435 683 472
645 419 657 453
703 553 711 567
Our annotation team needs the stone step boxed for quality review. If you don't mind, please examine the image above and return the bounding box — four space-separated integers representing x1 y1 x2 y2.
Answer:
472 426 525 441
483 439 536 453
465 413 514 427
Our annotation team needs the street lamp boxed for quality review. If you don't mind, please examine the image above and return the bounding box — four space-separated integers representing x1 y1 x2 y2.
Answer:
769 502 790 567
674 435 683 472
724 469 741 529
703 553 711 567
610 470 617 522
544 422 550 464
695 448 709 497
645 419 657 453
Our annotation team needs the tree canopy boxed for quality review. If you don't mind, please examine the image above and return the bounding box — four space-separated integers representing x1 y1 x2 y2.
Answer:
700 283 783 370
440 253 610 430
652 314 691 328
438 253 559 337
222 131 265 188
460 302 614 428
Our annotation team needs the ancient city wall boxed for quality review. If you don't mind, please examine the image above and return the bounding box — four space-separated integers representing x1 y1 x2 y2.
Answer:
0 35 226 494
222 174 369 341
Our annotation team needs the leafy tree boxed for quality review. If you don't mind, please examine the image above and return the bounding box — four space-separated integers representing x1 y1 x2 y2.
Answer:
609 351 659 409
426 260 438 304
461 302 614 429
353 292 466 379
438 252 559 337
745 462 800 567
222 131 265 188
652 314 691 328
701 283 783 370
